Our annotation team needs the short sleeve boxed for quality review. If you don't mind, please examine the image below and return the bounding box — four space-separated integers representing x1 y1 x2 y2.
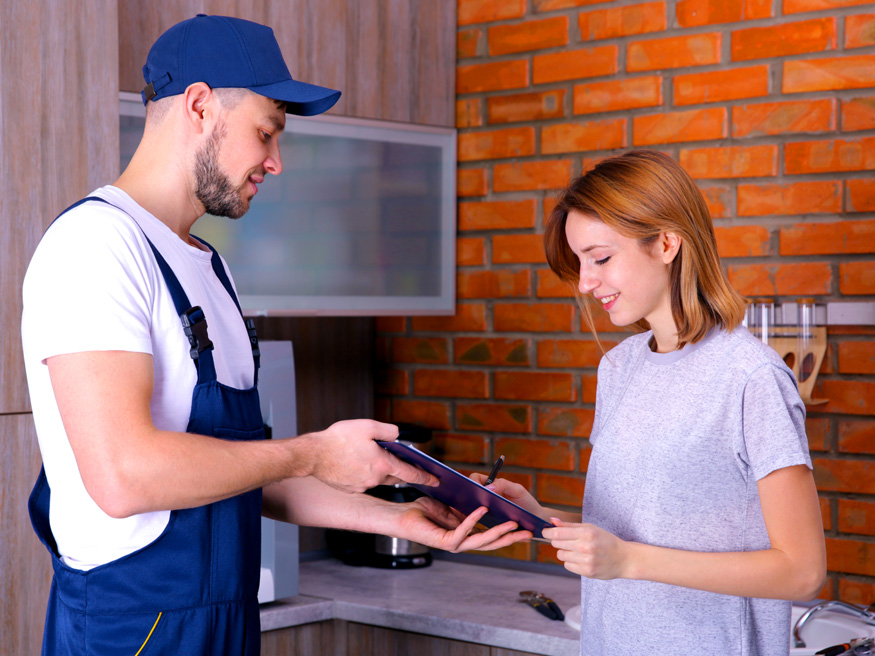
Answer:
741 363 811 481
22 206 156 364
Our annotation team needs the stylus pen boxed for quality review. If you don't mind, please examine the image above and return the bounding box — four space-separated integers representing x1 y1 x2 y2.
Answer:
484 455 505 485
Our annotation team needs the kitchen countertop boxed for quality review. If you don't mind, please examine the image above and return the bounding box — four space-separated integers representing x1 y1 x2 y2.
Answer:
260 558 581 656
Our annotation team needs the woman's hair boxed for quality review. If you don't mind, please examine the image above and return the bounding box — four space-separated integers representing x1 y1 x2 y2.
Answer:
544 149 746 350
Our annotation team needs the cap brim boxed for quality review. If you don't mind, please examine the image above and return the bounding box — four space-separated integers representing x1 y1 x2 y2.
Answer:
251 78 341 116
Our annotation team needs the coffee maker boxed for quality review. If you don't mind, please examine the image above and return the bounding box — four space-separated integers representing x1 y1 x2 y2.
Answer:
327 423 433 569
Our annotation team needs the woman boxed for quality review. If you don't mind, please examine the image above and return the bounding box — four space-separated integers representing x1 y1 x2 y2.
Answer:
475 150 826 655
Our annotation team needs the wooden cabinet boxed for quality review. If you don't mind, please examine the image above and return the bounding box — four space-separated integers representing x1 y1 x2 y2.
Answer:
261 621 544 656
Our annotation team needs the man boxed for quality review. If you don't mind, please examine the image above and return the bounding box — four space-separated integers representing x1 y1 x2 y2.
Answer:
22 15 526 655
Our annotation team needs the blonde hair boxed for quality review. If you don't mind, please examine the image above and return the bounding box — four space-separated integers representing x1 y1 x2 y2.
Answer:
544 150 746 350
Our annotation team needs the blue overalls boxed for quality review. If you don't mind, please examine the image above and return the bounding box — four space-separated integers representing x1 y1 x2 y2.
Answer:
28 197 265 655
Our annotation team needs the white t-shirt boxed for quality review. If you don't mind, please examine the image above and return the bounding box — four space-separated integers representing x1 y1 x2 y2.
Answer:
22 186 255 571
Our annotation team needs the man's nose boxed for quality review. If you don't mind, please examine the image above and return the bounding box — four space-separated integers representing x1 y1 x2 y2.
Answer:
265 145 283 175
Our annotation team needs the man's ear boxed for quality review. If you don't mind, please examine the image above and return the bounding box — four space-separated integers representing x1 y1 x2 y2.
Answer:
660 231 682 264
181 82 215 134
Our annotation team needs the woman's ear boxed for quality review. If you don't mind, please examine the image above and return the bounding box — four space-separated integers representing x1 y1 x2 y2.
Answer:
660 231 682 264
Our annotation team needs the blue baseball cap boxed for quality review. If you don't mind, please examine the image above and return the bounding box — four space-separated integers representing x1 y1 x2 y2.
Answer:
141 14 341 116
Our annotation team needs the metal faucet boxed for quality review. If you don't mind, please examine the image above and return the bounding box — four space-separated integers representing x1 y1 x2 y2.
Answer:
793 600 875 648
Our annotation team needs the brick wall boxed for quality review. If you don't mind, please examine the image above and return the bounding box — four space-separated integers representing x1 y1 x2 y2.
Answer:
375 0 875 602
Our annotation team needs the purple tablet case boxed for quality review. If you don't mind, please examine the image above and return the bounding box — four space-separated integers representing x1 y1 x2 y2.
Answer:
378 440 552 539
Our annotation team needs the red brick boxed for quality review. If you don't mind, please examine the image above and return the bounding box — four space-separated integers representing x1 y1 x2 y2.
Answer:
840 261 875 295
815 380 875 416
538 408 595 438
786 136 875 174
458 0 526 26
842 96 875 132
374 398 391 423
457 60 529 95
825 537 875 577
458 237 486 266
676 0 742 27
848 179 875 211
784 55 875 94
537 472 585 507
738 181 841 217
534 0 609 10
821 497 832 531
496 371 577 402
814 458 875 494
455 337 530 366
487 90 566 125
376 369 409 395
391 337 449 364
492 234 548 264
537 339 610 368
458 168 488 197
458 28 481 59
376 316 406 333
457 98 483 129
533 46 619 85
839 579 875 606
582 374 598 403
488 16 568 56
633 108 726 146
732 99 835 138
784 0 875 14
838 419 875 454
728 262 832 296
780 220 875 256
628 33 721 73
542 118 627 155
459 127 535 162
713 225 772 258
680 145 778 179
846 13 875 49
731 18 836 62
412 304 487 332
537 269 576 298
674 65 769 105
414 369 489 399
838 499 875 536
457 402 531 433
494 302 575 332
700 184 733 219
579 2 667 40
431 432 489 464
493 159 573 193
745 0 772 19
458 269 531 299
574 76 662 115
392 399 451 430
495 437 575 471
806 417 830 452
459 199 537 231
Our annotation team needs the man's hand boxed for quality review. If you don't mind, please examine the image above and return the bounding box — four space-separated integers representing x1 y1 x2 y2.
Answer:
299 419 438 494
396 497 532 553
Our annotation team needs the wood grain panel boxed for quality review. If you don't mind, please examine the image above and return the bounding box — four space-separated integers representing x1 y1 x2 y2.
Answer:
0 0 119 413
0 414 52 655
261 619 346 656
347 622 491 656
118 0 455 126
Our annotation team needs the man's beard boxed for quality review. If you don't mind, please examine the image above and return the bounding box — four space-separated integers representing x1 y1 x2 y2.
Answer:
194 122 250 219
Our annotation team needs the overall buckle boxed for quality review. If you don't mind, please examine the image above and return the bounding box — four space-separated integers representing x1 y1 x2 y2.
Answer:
180 306 213 360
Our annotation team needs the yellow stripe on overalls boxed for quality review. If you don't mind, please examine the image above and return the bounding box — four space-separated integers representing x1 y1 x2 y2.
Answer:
134 612 162 656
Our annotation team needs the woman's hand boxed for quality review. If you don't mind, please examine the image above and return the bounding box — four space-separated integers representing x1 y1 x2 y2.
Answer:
543 519 632 580
395 497 532 553
469 472 547 519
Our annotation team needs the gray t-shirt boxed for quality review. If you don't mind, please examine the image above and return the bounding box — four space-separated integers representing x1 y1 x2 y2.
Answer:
580 326 810 656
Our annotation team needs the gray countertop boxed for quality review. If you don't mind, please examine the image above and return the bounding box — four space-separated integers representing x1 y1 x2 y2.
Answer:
260 558 581 656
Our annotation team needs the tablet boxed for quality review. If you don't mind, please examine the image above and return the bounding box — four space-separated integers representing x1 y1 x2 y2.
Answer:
378 440 552 539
